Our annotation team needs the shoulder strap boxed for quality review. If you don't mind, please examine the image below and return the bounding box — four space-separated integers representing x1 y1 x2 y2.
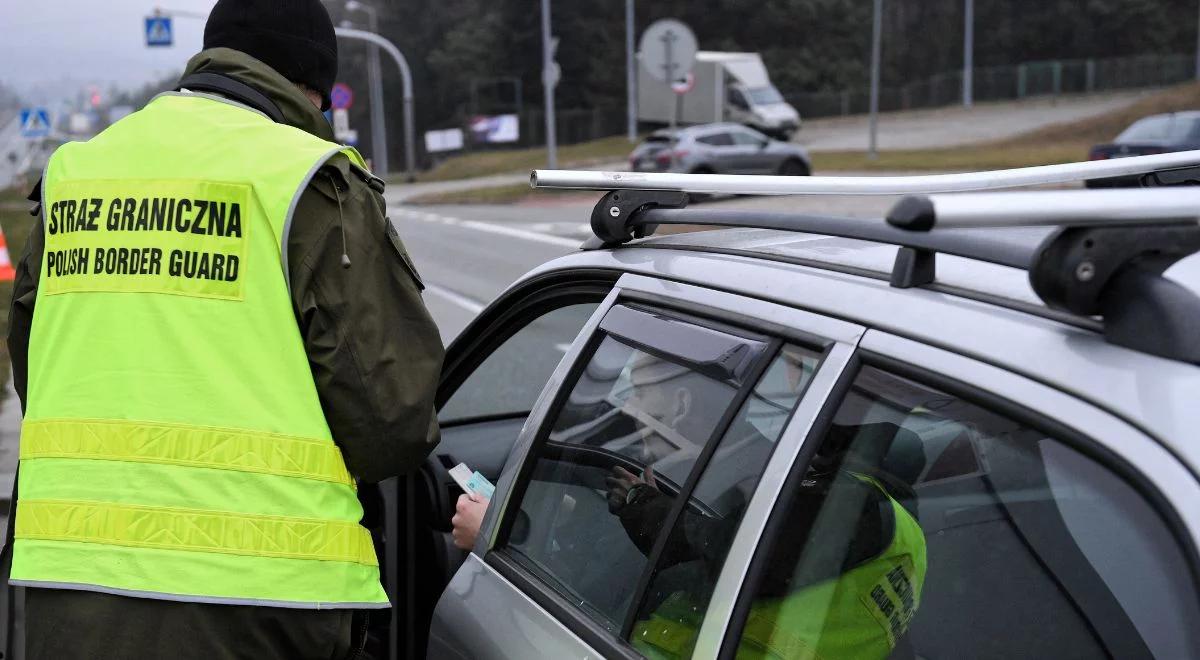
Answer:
177 72 285 124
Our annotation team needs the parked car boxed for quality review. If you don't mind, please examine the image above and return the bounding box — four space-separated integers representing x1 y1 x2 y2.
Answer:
1086 111 1200 187
407 156 1200 659
628 123 811 176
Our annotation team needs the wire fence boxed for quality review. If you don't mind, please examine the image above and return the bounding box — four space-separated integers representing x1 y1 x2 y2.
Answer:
432 51 1194 159
788 52 1196 118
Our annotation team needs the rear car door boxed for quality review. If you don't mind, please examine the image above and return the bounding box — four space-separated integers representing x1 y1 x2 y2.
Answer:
710 330 1200 659
428 273 866 658
729 128 775 174
692 131 735 173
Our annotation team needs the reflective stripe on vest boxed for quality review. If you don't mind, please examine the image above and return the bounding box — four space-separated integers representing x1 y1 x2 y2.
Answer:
13 92 387 608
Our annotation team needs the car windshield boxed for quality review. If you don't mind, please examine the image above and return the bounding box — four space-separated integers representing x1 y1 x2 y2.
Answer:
1116 115 1199 143
746 86 785 105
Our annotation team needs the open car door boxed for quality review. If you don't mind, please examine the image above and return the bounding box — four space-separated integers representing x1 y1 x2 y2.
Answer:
372 268 617 660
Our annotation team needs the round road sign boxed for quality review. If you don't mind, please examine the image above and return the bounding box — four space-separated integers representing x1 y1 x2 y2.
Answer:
330 83 354 110
638 19 698 83
671 72 696 95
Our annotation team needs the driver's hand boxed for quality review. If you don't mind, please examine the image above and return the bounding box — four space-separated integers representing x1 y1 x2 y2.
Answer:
605 465 657 512
451 493 490 550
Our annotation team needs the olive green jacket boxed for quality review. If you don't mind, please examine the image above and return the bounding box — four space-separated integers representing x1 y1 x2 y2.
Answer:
8 48 444 484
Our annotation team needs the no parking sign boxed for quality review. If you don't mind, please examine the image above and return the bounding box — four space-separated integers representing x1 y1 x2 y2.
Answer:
330 83 354 110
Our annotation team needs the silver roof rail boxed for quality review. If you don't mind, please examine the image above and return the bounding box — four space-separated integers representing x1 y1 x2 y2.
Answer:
531 150 1200 195
887 187 1200 230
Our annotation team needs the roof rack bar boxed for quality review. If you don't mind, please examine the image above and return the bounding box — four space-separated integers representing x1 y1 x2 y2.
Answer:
531 150 1200 196
633 207 1041 269
888 188 1200 231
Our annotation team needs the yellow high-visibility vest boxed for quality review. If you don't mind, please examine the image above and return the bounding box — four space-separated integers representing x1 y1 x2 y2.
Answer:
11 91 389 609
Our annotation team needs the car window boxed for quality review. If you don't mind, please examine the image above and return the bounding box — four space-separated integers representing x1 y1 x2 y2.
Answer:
731 130 766 146
746 86 785 105
500 310 816 635
504 334 740 629
625 345 823 656
696 133 734 147
727 366 1200 660
439 302 599 424
728 88 749 110
1117 114 1196 143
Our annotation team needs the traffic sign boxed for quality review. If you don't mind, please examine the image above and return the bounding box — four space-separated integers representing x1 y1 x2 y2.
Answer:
330 83 354 110
638 19 697 83
19 108 50 139
145 16 173 47
671 72 696 95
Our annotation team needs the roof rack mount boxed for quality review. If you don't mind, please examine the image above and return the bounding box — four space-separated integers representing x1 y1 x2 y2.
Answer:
533 150 1200 196
580 179 1200 364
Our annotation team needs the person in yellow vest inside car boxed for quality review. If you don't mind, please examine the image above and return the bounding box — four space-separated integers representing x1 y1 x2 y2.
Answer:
607 422 927 660
4 1 443 658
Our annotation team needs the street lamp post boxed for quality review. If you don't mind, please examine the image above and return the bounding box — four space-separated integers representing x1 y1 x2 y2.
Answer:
345 1 388 176
626 0 637 143
540 0 558 168
963 0 974 107
333 26 416 181
868 0 883 159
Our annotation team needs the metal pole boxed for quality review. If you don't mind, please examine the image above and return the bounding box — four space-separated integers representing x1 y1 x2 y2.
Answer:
1195 0 1200 80
868 0 883 159
334 26 416 180
530 149 1200 195
363 8 388 176
626 0 637 142
963 0 974 107
540 0 558 168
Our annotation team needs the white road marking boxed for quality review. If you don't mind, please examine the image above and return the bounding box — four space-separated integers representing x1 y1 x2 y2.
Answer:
392 207 581 249
423 283 486 314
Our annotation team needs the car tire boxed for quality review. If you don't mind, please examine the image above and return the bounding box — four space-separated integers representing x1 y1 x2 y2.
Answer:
778 159 811 177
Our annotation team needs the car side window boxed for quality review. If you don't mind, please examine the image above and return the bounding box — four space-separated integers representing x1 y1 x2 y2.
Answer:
439 302 600 424
499 306 824 636
731 131 765 146
625 345 823 656
727 366 1200 660
728 88 749 110
697 133 734 147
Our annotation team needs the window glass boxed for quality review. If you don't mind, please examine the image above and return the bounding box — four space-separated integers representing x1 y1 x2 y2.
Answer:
731 130 766 146
1117 114 1195 143
439 302 598 424
733 366 1200 660
696 133 734 147
728 88 749 110
505 334 744 630
625 346 822 657
746 86 785 105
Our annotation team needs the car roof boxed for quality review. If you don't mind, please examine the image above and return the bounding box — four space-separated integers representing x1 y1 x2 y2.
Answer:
650 123 755 139
1135 111 1200 123
517 228 1200 474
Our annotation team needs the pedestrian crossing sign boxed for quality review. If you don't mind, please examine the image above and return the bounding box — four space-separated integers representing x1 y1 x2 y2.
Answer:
19 108 50 139
145 16 173 47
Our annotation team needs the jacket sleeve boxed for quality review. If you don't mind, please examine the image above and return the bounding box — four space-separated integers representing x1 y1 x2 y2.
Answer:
287 155 444 483
8 185 45 412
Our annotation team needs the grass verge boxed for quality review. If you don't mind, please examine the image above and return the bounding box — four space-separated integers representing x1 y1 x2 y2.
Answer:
0 186 38 395
405 82 1200 203
403 135 635 184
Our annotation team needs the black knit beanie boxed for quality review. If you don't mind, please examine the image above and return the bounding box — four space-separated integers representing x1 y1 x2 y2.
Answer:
203 0 338 110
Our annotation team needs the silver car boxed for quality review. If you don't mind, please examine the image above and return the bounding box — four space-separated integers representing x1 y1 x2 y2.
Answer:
629 123 811 176
241 155 1197 660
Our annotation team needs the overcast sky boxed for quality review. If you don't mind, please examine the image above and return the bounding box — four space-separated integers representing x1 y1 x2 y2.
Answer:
1 0 221 105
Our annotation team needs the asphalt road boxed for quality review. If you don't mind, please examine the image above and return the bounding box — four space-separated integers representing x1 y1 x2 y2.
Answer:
388 192 901 343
